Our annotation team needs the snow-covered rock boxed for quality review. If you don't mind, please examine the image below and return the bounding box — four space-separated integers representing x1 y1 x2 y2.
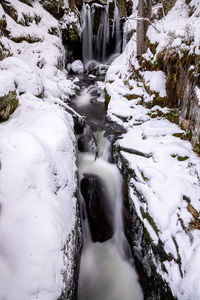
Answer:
71 60 84 74
0 1 82 299
105 22 200 299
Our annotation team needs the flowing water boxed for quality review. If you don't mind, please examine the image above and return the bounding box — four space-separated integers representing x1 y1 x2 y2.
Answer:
70 77 143 300
81 1 122 69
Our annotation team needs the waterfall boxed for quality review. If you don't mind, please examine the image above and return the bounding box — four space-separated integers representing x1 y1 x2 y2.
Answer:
81 4 93 64
81 1 123 67
69 80 143 300
95 4 110 62
112 0 121 54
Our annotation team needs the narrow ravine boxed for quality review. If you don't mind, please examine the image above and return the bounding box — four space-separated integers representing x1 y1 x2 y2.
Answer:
70 77 143 299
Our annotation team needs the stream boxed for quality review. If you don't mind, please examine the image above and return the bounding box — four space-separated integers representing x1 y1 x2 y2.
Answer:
70 76 143 300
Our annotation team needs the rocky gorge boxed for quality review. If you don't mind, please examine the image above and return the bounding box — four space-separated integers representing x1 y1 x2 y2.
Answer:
0 0 200 299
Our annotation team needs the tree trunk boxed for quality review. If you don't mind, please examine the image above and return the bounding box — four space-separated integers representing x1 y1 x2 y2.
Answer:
137 0 152 56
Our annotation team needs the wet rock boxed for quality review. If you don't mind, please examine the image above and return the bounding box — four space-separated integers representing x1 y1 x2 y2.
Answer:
89 64 109 76
73 116 85 135
39 0 65 19
81 174 114 242
62 22 81 61
0 91 19 120
78 135 94 152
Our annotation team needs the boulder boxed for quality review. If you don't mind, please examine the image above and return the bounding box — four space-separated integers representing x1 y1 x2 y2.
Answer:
81 174 114 242
71 60 84 75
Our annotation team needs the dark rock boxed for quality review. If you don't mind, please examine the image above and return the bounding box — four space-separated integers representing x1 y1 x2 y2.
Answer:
62 23 81 62
81 174 114 242
113 142 176 299
39 0 65 19
1 0 18 21
18 0 34 6
78 135 94 152
73 115 85 135
89 64 109 76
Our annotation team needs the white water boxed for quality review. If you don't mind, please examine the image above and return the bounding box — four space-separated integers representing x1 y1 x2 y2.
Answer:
78 132 143 300
82 4 93 64
81 1 122 67
112 0 121 54
78 239 143 300
74 88 91 107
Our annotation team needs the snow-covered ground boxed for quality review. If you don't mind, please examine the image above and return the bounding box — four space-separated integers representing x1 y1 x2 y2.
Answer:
0 1 81 299
106 5 200 298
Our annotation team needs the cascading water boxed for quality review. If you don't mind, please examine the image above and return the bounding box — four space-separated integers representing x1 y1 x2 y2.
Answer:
81 4 93 63
70 77 143 300
81 0 122 68
112 1 121 54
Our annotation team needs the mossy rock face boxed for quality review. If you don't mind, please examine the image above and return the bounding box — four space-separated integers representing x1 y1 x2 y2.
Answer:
62 22 81 61
0 91 19 120
11 35 43 44
163 0 177 15
1 0 18 22
39 0 65 19
118 0 127 18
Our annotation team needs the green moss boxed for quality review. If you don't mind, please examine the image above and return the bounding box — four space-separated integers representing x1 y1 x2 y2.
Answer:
104 88 111 107
193 142 200 155
166 73 177 107
173 132 192 141
144 227 153 243
172 236 183 278
148 108 179 124
11 35 42 43
141 170 149 182
140 207 159 236
146 38 158 55
171 154 189 161
0 91 19 120
124 94 140 100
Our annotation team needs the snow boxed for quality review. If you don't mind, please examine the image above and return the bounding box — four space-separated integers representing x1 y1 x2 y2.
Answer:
106 19 200 299
71 60 84 74
0 95 77 300
0 1 80 299
143 71 167 97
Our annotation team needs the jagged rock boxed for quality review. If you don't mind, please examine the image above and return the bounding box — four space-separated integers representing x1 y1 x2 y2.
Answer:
1 0 18 21
89 64 109 76
18 0 34 6
0 91 19 120
39 0 65 19
81 174 114 242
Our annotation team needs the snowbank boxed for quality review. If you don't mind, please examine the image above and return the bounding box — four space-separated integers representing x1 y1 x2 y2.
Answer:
0 1 81 299
106 26 200 299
